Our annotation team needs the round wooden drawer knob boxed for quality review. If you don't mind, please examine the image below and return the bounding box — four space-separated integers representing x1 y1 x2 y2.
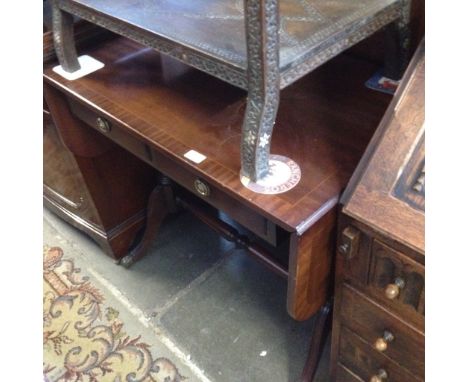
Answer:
96 117 111 133
370 369 388 382
194 179 211 197
385 277 405 300
374 330 395 352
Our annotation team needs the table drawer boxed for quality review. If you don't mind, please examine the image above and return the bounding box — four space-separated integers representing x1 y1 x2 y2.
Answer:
340 284 424 378
67 97 277 245
339 327 422 382
336 363 364 382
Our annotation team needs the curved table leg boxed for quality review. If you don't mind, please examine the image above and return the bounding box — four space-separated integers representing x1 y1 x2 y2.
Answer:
51 0 81 73
119 179 174 268
301 300 333 382
241 0 281 182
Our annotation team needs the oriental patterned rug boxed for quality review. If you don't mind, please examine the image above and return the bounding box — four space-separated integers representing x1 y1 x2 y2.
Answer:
43 245 187 382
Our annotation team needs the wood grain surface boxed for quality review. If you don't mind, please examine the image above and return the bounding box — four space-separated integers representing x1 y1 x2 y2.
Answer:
342 41 425 254
331 40 425 382
44 82 159 258
44 36 391 234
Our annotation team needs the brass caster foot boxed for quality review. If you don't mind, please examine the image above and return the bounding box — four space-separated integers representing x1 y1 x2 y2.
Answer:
119 255 136 269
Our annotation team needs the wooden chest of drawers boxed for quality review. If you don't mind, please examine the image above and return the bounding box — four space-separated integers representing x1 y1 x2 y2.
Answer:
330 41 425 381
332 221 425 381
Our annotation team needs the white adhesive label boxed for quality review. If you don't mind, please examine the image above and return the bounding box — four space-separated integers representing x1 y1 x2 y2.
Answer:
184 150 207 164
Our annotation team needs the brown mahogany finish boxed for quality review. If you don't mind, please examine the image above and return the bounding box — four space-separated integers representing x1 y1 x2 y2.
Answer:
342 45 425 254
44 37 390 234
119 180 176 268
44 107 102 227
44 36 392 323
44 83 158 259
44 14 158 259
330 41 425 381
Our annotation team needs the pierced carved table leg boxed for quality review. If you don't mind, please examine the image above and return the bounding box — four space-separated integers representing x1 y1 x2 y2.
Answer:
384 0 412 80
51 1 81 73
119 178 174 268
300 300 333 382
241 0 280 182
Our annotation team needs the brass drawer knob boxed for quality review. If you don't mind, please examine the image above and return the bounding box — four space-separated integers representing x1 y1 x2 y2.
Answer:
374 330 395 352
385 277 406 300
96 117 111 133
194 179 210 197
370 369 388 382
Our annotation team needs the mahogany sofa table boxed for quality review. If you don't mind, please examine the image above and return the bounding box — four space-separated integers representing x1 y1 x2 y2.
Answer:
44 36 392 380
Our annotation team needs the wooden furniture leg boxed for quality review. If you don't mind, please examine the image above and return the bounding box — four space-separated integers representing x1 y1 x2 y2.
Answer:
119 178 176 268
176 196 289 279
177 193 335 380
241 0 281 181
287 209 337 321
301 300 333 382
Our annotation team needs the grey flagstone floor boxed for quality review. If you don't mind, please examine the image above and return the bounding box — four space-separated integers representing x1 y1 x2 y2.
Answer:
43 207 331 382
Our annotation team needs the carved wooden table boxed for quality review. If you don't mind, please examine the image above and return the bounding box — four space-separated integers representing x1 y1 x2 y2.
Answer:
44 36 393 379
331 41 424 381
50 0 409 184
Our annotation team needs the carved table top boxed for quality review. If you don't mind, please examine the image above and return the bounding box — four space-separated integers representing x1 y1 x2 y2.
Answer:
55 0 403 89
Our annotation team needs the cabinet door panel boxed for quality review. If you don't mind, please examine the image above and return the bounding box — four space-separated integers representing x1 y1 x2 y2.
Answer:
43 110 102 226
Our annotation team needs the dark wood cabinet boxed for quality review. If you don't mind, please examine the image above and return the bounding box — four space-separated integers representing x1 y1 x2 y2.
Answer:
44 105 101 226
43 88 158 260
330 41 425 381
43 17 159 260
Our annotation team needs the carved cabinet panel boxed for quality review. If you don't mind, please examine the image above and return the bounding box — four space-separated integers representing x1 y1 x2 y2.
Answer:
369 240 425 324
43 107 102 226
43 86 158 260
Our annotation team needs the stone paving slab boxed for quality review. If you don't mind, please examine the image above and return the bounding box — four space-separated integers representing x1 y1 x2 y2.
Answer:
44 208 330 381
157 249 331 382
43 209 233 316
43 217 206 382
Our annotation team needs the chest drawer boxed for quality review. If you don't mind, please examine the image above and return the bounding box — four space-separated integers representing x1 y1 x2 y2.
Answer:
336 363 364 382
339 225 424 328
338 326 422 382
66 97 278 245
340 284 424 378
368 240 425 326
